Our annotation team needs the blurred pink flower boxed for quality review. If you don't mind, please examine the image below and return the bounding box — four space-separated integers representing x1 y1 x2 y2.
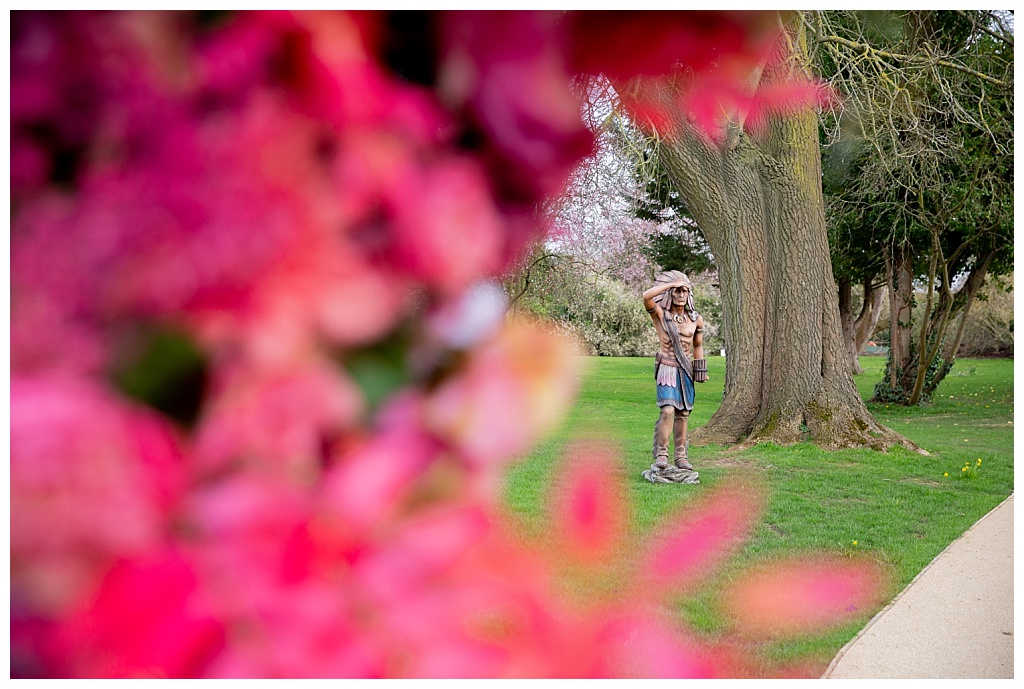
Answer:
569 10 779 80
681 72 829 142
545 441 627 563
202 578 385 678
186 475 313 579
50 552 225 678
634 483 765 595
192 356 364 479
181 472 383 677
423 317 582 468
321 414 443 530
417 459 734 678
567 11 830 144
437 10 594 259
722 557 890 639
388 156 506 295
10 375 186 615
471 443 885 678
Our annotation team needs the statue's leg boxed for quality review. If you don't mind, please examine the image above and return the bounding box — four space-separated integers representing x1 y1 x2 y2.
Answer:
653 405 674 467
674 410 693 470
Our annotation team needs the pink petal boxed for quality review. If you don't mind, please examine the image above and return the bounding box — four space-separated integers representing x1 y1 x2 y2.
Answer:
599 611 719 678
321 425 441 530
547 441 625 563
11 375 185 613
722 557 889 638
53 552 225 678
193 357 363 478
569 11 779 80
423 317 581 468
636 485 763 593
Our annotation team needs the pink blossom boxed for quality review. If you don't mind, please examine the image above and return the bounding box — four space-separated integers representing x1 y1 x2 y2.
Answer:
184 476 385 677
568 11 779 80
545 441 626 563
9 10 871 678
185 475 313 582
596 612 720 678
10 136 50 194
192 356 364 479
722 557 890 638
423 317 582 468
636 484 765 595
12 12 416 374
50 552 225 678
679 72 828 142
320 418 443 530
387 156 506 295
568 11 829 144
742 80 833 138
205 583 384 678
437 11 594 220
10 375 185 614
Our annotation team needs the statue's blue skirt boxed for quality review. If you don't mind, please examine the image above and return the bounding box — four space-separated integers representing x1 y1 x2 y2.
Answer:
656 364 694 411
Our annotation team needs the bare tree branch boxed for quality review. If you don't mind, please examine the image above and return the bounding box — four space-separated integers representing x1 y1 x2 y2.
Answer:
811 26 1010 88
954 9 1014 48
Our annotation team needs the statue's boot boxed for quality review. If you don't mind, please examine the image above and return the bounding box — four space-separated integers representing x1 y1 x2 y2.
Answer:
674 410 694 471
654 406 674 468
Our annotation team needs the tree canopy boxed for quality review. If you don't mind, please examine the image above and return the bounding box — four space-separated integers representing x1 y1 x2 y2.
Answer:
812 10 1013 403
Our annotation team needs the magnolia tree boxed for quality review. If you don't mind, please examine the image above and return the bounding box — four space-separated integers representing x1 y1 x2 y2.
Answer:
12 10 886 678
504 83 673 355
506 87 665 302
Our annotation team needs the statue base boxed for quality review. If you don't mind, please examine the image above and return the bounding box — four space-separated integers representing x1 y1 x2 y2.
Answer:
642 462 700 484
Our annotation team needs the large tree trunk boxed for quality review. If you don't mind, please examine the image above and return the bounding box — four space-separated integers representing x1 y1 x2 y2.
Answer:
622 14 916 452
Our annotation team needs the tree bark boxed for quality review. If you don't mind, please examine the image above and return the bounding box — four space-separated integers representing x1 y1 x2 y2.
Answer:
622 14 916 452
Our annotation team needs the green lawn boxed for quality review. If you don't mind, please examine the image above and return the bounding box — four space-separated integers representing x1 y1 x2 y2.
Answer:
503 355 1014 674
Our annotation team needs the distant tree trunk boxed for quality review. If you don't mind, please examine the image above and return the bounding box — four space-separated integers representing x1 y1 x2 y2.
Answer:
925 248 996 394
883 242 916 393
878 231 996 404
908 230 951 406
837 277 860 374
618 14 915 451
839 276 888 372
853 278 885 356
839 277 884 375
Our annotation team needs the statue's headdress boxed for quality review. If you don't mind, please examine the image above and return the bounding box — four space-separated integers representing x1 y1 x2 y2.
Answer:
652 270 695 315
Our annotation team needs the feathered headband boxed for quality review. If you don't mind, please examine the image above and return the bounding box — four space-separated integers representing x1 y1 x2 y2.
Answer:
652 270 695 315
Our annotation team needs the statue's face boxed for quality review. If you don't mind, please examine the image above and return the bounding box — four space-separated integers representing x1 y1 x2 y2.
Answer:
672 286 690 307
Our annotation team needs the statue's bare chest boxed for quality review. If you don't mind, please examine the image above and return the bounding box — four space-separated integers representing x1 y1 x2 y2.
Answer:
660 313 697 341
673 315 698 340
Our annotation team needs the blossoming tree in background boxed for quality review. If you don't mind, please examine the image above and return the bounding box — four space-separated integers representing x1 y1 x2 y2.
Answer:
11 10 886 678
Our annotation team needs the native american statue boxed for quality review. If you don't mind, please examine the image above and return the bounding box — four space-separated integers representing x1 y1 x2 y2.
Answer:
640 270 709 484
